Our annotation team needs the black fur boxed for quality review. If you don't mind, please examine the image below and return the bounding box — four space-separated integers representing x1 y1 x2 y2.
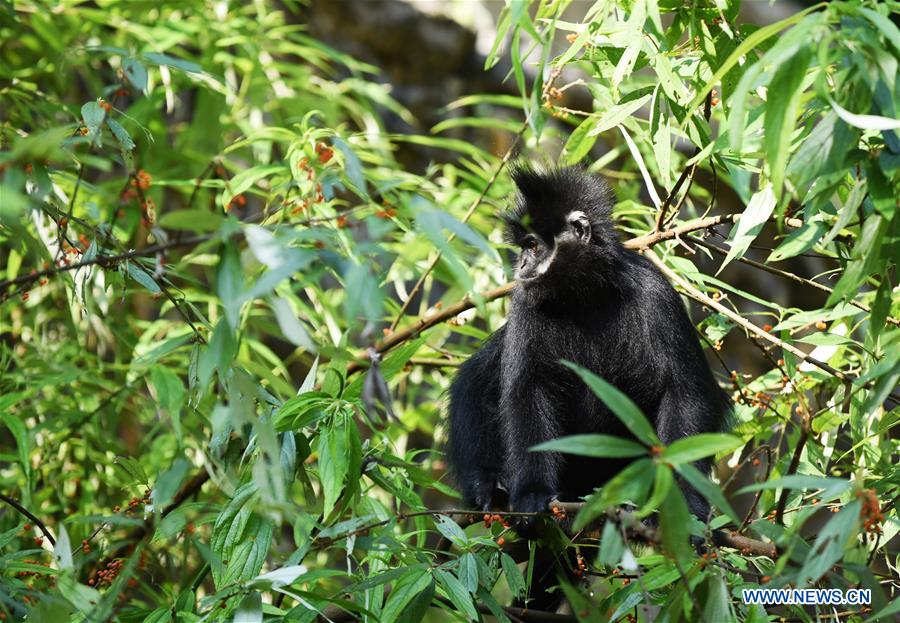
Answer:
447 166 730 524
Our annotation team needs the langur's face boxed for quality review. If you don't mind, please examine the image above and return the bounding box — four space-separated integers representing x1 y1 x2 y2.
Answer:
513 210 592 284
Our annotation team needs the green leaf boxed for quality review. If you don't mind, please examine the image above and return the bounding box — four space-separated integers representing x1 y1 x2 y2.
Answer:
81 101 105 135
562 362 659 446
826 215 885 306
152 458 190 509
435 570 478 621
661 433 743 465
106 118 135 150
598 520 625 569
122 57 148 93
1 412 29 482
473 591 510 623
158 209 223 232
658 484 692 564
417 206 498 262
381 569 433 622
635 463 673 518
702 569 732 623
332 137 369 200
736 474 851 501
115 456 149 485
865 597 900 623
223 164 283 207
198 318 238 387
142 52 205 75
687 4 823 112
718 184 776 272
433 514 468 547
797 500 860 586
143 609 172 623
830 98 900 131
269 296 316 351
500 553 526 599
247 565 308 589
233 591 262 623
318 416 350 517
677 462 741 524
125 262 161 294
210 483 273 588
458 553 478 594
857 7 900 55
587 94 653 137
217 240 243 329
767 216 826 262
531 434 647 458
765 47 811 197
575 459 654 530
562 114 599 166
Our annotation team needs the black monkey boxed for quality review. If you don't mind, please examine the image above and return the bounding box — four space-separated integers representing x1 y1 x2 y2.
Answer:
447 167 730 527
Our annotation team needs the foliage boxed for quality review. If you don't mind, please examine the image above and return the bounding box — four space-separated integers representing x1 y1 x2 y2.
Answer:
0 1 897 622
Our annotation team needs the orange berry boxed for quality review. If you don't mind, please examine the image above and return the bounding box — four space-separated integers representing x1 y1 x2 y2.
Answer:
815 320 827 330
497 536 505 546
315 143 334 164
762 324 773 332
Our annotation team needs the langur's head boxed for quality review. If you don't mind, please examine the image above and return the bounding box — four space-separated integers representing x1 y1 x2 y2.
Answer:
504 166 620 292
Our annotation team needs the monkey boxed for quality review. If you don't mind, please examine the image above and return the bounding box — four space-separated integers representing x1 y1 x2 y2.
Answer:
446 166 731 530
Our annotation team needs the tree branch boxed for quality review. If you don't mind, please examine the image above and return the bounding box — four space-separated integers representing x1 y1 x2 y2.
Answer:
349 212 806 373
0 493 56 546
644 250 855 383
387 120 527 331
689 235 898 327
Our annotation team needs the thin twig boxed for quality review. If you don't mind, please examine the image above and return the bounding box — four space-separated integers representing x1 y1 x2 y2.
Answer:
388 120 528 331
655 92 713 231
690 236 898 327
0 493 55 546
774 415 810 525
644 251 855 383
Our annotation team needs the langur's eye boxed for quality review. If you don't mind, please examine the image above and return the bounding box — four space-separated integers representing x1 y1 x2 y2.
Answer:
523 237 539 253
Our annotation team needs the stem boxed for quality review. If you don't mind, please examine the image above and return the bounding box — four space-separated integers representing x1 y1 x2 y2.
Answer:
644 251 854 383
0 493 55 546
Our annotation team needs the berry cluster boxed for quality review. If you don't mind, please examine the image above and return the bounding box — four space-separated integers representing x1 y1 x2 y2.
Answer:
858 489 883 535
89 558 124 587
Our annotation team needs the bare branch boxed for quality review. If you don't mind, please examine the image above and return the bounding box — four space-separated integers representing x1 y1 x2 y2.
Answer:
690 235 898 327
644 250 855 383
0 493 56 546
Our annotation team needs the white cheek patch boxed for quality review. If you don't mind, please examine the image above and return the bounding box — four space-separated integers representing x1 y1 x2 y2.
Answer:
534 241 558 276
